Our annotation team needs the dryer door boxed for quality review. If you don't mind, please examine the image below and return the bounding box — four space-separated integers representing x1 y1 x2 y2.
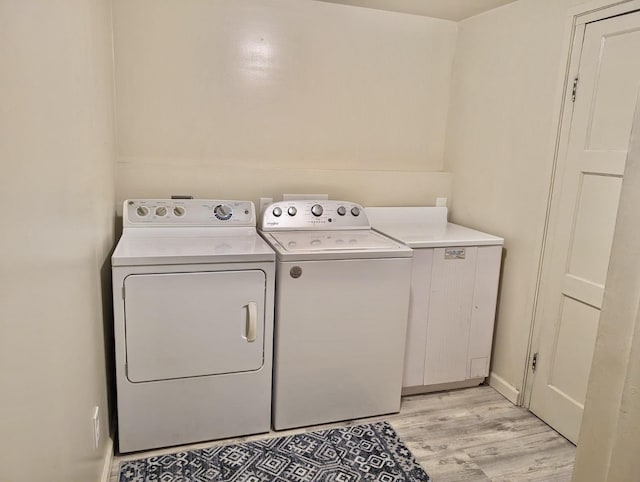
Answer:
123 270 266 382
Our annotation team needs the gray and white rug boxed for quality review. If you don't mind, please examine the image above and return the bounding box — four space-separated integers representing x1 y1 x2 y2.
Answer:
119 421 431 481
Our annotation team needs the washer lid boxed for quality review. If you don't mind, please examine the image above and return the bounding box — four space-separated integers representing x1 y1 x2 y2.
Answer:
112 228 275 266
265 229 412 260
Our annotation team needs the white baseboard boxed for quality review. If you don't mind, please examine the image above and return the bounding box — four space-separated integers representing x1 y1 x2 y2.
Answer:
100 437 114 482
488 372 520 405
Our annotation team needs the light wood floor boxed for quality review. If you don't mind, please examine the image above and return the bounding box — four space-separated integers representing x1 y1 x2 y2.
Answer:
110 386 576 481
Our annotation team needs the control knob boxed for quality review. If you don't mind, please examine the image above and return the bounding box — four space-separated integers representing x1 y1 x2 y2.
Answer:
155 206 167 217
272 206 283 217
288 207 297 216
136 206 149 217
336 206 346 216
351 206 360 217
214 204 232 220
311 204 323 217
173 206 185 217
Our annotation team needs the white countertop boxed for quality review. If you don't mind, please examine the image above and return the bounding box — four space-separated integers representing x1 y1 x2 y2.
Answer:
366 207 504 248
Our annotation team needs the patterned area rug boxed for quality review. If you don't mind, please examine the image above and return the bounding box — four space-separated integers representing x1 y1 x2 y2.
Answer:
119 421 430 481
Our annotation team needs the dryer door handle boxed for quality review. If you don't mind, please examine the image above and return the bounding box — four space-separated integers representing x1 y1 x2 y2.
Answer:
245 302 258 342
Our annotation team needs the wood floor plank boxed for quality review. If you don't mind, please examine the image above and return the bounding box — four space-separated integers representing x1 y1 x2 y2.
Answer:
469 429 575 481
417 452 490 481
109 386 576 481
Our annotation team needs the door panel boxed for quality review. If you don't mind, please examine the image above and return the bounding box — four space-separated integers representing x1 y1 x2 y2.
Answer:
567 174 622 285
530 10 640 443
587 27 640 150
550 297 600 404
124 270 265 382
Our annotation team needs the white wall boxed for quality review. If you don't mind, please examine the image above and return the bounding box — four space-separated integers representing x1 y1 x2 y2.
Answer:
444 0 595 400
112 0 457 207
0 1 116 481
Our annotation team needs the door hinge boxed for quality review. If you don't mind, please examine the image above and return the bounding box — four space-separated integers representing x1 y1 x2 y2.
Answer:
571 76 579 102
531 352 538 372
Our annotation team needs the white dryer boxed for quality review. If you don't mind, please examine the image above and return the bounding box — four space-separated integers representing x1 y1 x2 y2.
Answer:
259 200 413 430
112 199 275 453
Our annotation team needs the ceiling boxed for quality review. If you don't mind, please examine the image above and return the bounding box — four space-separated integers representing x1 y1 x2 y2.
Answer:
315 0 519 21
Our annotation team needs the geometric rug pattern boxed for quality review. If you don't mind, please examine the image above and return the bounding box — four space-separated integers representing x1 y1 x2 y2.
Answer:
119 421 431 481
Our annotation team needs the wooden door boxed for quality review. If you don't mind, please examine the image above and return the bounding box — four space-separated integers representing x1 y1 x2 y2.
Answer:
529 10 640 443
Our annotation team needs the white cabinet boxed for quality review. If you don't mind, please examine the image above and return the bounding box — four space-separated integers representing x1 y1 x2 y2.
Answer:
366 206 504 394
404 245 502 392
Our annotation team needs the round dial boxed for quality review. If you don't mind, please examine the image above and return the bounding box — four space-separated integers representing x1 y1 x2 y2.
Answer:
272 206 283 217
214 204 232 220
155 206 167 217
173 206 185 217
288 207 297 216
336 206 346 216
311 204 324 217
136 206 149 217
351 206 360 217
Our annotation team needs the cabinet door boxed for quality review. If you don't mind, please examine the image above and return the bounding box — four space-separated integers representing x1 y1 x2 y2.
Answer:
424 247 477 385
124 270 265 382
403 249 434 387
467 246 502 378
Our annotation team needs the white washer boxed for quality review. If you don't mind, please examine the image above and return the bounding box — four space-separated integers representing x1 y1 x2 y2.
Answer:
112 199 275 453
259 200 413 430
366 207 504 394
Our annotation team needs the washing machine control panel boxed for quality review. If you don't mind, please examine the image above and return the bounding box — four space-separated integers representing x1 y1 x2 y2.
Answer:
260 200 370 231
124 199 256 227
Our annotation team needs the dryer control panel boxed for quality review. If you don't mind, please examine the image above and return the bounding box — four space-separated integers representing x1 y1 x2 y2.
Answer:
124 199 256 227
260 200 370 231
